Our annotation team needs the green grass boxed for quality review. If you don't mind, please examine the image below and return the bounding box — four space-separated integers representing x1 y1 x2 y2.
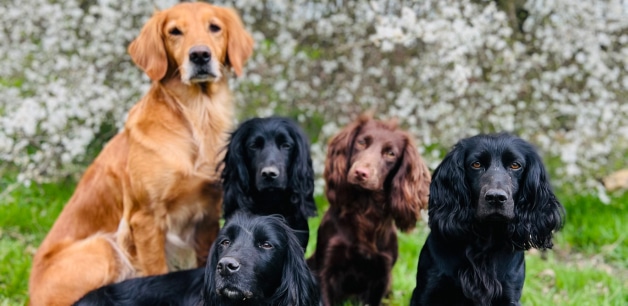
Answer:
524 251 627 305
557 192 628 269
0 177 74 305
1 176 627 305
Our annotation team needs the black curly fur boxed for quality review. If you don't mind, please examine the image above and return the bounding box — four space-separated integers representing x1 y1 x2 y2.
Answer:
202 213 320 306
220 117 316 249
74 213 320 306
411 133 565 306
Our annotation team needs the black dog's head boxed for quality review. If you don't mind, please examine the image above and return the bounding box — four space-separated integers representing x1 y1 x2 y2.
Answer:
220 117 316 218
203 213 319 306
428 133 565 250
466 136 524 222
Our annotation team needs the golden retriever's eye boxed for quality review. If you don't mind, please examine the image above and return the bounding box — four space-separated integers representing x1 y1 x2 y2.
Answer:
510 162 522 170
220 239 230 247
470 161 482 169
259 242 273 249
209 24 221 33
169 27 182 36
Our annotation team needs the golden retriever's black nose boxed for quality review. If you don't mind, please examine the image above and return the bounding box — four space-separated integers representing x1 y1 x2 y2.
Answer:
189 46 211 65
217 257 240 276
261 166 279 180
485 189 508 206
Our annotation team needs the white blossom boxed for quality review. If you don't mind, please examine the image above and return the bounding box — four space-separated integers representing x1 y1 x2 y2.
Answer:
0 0 626 194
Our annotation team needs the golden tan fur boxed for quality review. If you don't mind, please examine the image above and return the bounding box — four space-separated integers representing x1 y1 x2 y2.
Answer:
28 3 253 305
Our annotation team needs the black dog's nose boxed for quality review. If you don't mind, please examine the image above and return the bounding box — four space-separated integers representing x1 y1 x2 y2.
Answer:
189 46 211 65
261 166 279 180
217 257 240 276
485 189 508 206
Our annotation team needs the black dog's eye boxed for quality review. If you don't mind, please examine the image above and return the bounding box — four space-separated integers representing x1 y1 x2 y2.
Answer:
280 143 292 150
210 24 221 33
470 161 482 169
220 239 231 247
169 27 182 36
510 162 522 170
259 242 273 249
249 138 263 149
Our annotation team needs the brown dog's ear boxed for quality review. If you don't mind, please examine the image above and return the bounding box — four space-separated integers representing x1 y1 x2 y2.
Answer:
324 116 370 205
217 7 253 77
128 11 168 81
389 135 431 232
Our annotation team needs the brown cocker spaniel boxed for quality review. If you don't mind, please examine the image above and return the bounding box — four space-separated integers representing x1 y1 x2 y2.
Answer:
308 114 431 306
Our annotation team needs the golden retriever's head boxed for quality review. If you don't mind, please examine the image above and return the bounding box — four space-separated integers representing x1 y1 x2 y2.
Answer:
128 2 254 83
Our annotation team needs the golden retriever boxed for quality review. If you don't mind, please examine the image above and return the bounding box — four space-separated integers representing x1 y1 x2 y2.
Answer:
28 3 253 305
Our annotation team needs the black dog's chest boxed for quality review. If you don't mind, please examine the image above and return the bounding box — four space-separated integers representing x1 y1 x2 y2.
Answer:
423 235 525 305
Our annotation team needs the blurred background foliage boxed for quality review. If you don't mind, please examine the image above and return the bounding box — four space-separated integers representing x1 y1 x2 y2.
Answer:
0 0 626 194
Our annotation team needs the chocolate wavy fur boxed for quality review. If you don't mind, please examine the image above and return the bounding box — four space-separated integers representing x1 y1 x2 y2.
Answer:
310 114 431 306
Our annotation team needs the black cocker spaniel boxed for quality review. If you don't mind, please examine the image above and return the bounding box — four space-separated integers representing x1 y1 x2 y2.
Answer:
411 133 565 306
221 117 316 249
74 213 320 306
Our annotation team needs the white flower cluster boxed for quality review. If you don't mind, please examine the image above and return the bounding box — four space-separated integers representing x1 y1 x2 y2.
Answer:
363 0 628 190
1 0 626 193
0 0 178 183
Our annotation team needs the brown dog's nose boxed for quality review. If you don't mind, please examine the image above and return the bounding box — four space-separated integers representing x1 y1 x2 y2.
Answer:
355 167 369 180
189 45 211 65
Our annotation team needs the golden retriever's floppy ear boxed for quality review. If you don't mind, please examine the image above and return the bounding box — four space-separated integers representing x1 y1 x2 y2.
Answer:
128 11 168 81
216 7 254 77
389 135 431 232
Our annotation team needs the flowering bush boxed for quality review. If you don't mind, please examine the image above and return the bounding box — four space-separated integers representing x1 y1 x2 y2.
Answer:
1 0 627 194
0 0 179 183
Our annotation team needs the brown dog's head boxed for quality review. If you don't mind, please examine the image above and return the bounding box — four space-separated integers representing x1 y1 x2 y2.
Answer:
324 114 431 231
128 2 254 83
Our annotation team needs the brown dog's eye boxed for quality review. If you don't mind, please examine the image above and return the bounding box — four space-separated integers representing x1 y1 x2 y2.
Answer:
220 239 230 247
260 242 273 249
169 27 182 36
385 150 395 158
510 162 522 170
470 161 482 169
355 139 366 149
210 24 221 33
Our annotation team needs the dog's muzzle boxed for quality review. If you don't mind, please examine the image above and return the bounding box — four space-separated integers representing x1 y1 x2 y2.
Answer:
188 45 217 81
477 171 515 220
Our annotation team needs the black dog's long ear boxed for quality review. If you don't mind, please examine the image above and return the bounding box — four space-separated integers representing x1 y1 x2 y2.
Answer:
285 119 317 217
512 144 565 250
221 121 254 218
428 141 474 238
202 242 221 306
272 225 320 306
